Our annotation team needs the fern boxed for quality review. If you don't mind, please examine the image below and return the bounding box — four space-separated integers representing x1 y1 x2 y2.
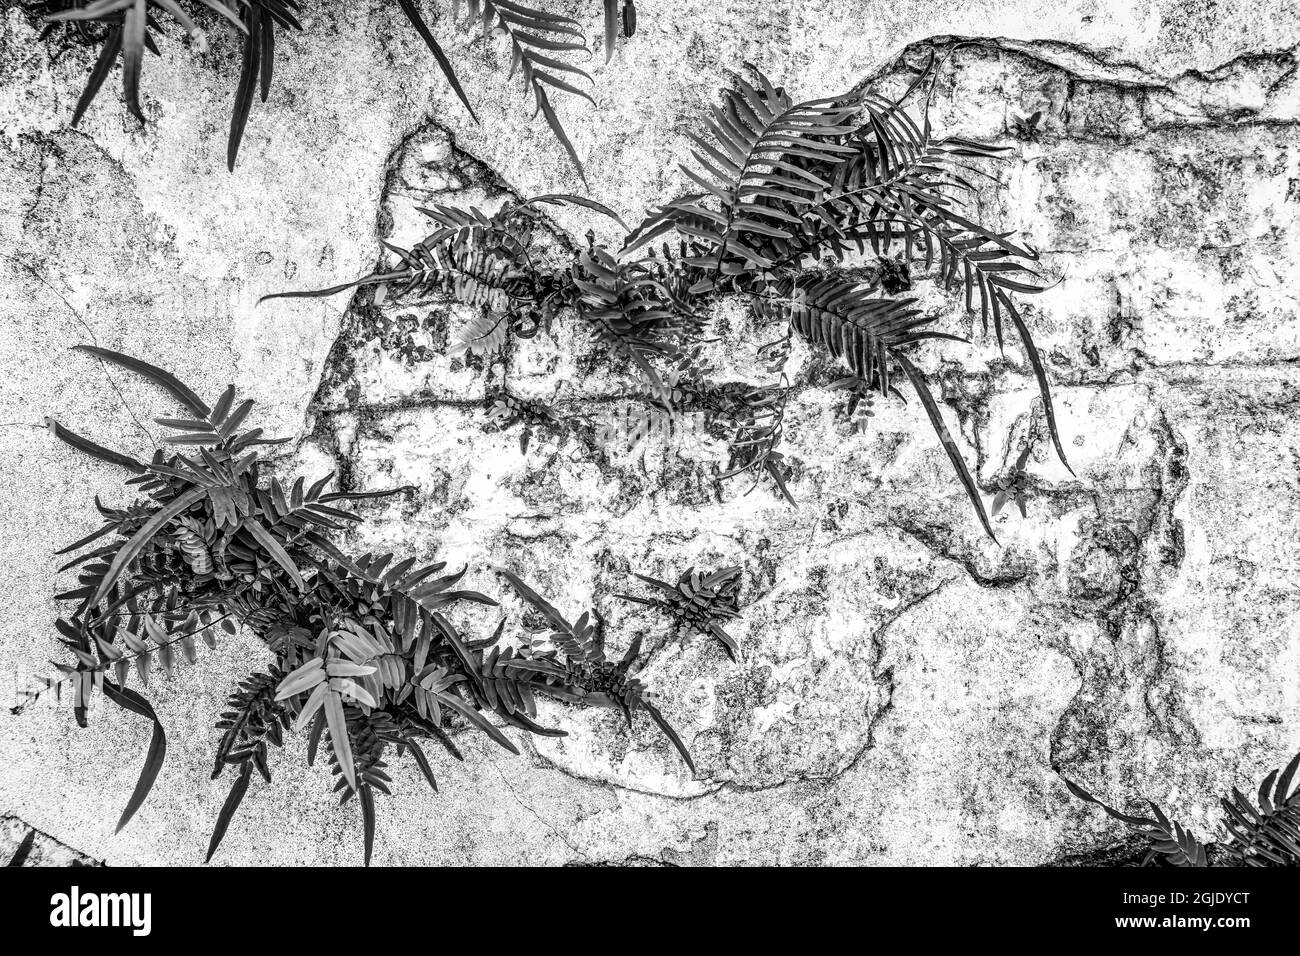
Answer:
718 378 794 506
494 567 695 771
1063 776 1209 867
452 0 594 181
991 442 1033 518
570 248 699 401
795 94 1071 472
1219 751 1300 866
27 0 633 174
485 388 585 454
624 73 860 286
226 0 302 171
617 565 743 660
600 0 635 61
1062 748 1300 867
449 310 511 358
22 346 702 865
270 56 1072 538
41 0 245 123
205 667 290 859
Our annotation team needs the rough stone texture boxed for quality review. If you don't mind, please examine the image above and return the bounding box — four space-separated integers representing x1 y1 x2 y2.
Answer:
1 814 102 866
1 1 1299 865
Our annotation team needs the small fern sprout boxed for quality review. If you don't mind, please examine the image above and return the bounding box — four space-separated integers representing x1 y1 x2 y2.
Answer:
484 388 575 454
991 443 1034 518
827 376 877 434
1012 110 1044 142
617 566 744 661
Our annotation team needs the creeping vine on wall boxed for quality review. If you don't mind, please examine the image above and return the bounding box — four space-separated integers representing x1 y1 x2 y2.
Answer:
268 59 1072 538
22 346 694 864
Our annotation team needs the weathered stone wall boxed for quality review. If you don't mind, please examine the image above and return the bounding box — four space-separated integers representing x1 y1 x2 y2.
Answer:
1 1 1298 865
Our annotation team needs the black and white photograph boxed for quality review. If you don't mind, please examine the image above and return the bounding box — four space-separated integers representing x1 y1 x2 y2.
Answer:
0 0 1296 936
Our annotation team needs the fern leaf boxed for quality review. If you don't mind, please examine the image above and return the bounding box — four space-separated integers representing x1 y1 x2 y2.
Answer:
49 0 246 122
73 344 211 417
1220 750 1300 866
492 565 600 663
448 310 510 357
752 277 992 535
520 193 629 230
803 105 1071 474
719 379 795 507
627 69 859 280
757 276 934 393
71 25 122 126
602 0 617 63
46 417 148 473
205 762 252 862
644 703 695 774
572 249 696 401
456 0 594 181
226 1 302 170
1062 774 1209 867
895 354 995 541
396 0 479 123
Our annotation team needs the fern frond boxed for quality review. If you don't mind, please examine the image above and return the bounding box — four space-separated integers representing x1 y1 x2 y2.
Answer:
719 378 795 507
395 0 479 123
47 0 246 122
756 276 938 394
262 202 543 311
455 0 594 181
1219 751 1300 866
493 566 601 663
600 0 637 62
625 69 859 285
492 565 694 769
449 310 511 358
754 276 993 536
211 667 289 781
1062 776 1210 867
572 249 698 401
227 0 302 171
801 112 1072 473
617 565 743 659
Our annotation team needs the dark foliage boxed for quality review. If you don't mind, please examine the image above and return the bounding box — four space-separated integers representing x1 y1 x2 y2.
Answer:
1011 110 1043 142
5 830 38 868
485 388 584 455
991 441 1032 518
617 566 743 660
25 0 639 174
268 60 1070 537
1061 748 1300 867
21 345 694 864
